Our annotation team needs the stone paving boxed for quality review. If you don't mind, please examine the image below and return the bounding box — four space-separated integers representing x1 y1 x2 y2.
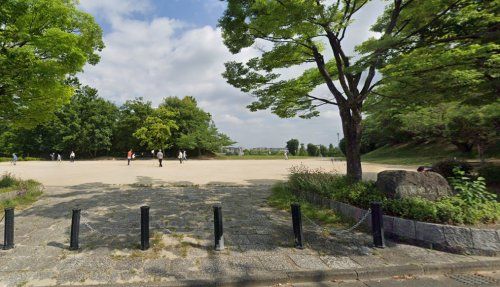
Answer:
0 184 497 286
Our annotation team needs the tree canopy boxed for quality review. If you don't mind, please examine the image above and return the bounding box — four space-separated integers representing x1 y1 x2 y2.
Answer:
0 0 104 127
219 0 499 179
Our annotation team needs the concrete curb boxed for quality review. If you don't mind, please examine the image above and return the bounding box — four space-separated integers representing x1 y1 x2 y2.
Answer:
67 259 500 287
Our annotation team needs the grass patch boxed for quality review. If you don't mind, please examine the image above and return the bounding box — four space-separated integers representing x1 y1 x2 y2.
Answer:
268 182 346 228
0 173 44 210
362 141 499 166
361 142 472 165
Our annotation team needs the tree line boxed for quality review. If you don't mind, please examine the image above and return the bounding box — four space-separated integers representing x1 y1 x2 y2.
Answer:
0 85 233 158
286 139 342 157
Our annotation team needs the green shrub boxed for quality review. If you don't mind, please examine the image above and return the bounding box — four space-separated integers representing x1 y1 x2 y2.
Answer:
448 168 496 204
432 159 473 178
283 165 500 226
0 173 17 188
477 164 500 185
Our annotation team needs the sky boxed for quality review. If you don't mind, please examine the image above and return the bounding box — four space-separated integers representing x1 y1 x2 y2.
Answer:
78 0 386 148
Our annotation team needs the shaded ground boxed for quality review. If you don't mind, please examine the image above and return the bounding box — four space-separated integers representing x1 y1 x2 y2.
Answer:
275 271 500 286
0 159 415 186
0 184 496 287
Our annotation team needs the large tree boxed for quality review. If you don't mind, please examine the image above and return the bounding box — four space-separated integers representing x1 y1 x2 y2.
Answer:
114 98 154 152
219 0 477 181
159 96 234 155
0 0 104 127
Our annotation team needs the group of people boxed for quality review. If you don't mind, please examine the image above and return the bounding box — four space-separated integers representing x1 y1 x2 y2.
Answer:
49 151 76 162
127 149 188 167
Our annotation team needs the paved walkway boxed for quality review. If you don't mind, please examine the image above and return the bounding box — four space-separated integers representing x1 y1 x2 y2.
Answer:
0 184 497 286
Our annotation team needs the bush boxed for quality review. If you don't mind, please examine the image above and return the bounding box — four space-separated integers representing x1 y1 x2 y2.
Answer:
284 165 500 225
448 168 496 204
0 173 17 188
477 164 500 185
432 159 473 178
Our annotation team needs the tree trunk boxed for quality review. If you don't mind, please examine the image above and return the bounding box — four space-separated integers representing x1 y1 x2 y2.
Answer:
339 107 363 182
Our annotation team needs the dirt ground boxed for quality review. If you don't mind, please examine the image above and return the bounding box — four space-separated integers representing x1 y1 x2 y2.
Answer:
0 159 415 186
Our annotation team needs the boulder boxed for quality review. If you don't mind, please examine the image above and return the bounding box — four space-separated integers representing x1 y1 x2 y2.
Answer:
376 170 452 201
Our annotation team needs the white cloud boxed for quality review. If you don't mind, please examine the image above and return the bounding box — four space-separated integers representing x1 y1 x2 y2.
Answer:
78 0 385 148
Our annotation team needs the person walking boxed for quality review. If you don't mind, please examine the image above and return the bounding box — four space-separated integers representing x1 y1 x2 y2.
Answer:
127 149 133 166
183 150 187 161
178 150 183 164
50 153 55 161
284 150 289 160
57 153 62 162
70 151 75 163
151 149 155 158
157 149 164 167
11 153 18 165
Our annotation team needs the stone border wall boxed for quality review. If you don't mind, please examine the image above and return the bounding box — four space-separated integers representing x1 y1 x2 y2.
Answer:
293 190 500 256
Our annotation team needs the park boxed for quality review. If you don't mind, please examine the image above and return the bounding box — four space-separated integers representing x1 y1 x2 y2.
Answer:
0 0 499 287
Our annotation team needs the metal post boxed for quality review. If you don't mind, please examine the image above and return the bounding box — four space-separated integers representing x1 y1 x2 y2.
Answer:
69 209 81 250
3 208 14 250
213 204 224 251
291 203 303 249
140 206 150 250
371 202 385 248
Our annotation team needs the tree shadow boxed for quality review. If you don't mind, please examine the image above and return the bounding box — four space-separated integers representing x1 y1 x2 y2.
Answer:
6 180 379 282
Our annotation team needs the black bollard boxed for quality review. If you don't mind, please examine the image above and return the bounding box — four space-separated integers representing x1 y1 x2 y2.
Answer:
69 209 81 250
371 202 385 248
213 204 224 251
3 208 14 250
140 206 150 250
291 203 303 249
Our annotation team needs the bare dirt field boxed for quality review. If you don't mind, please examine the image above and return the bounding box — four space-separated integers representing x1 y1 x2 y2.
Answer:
0 159 414 186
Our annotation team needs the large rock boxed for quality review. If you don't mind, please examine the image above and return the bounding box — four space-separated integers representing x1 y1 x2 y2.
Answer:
376 170 452 201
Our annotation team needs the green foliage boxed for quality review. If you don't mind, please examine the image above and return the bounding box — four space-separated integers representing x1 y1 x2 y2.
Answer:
0 175 44 210
286 139 299 156
284 166 500 225
319 145 328 157
0 84 118 157
298 143 307 156
0 173 16 189
374 0 498 106
338 138 346 156
114 98 154 152
364 102 499 157
133 114 178 151
306 143 319 157
268 183 345 227
448 168 496 205
0 94 233 157
157 97 234 155
432 159 473 179
0 0 104 127
288 165 384 209
477 164 500 186
363 0 499 159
